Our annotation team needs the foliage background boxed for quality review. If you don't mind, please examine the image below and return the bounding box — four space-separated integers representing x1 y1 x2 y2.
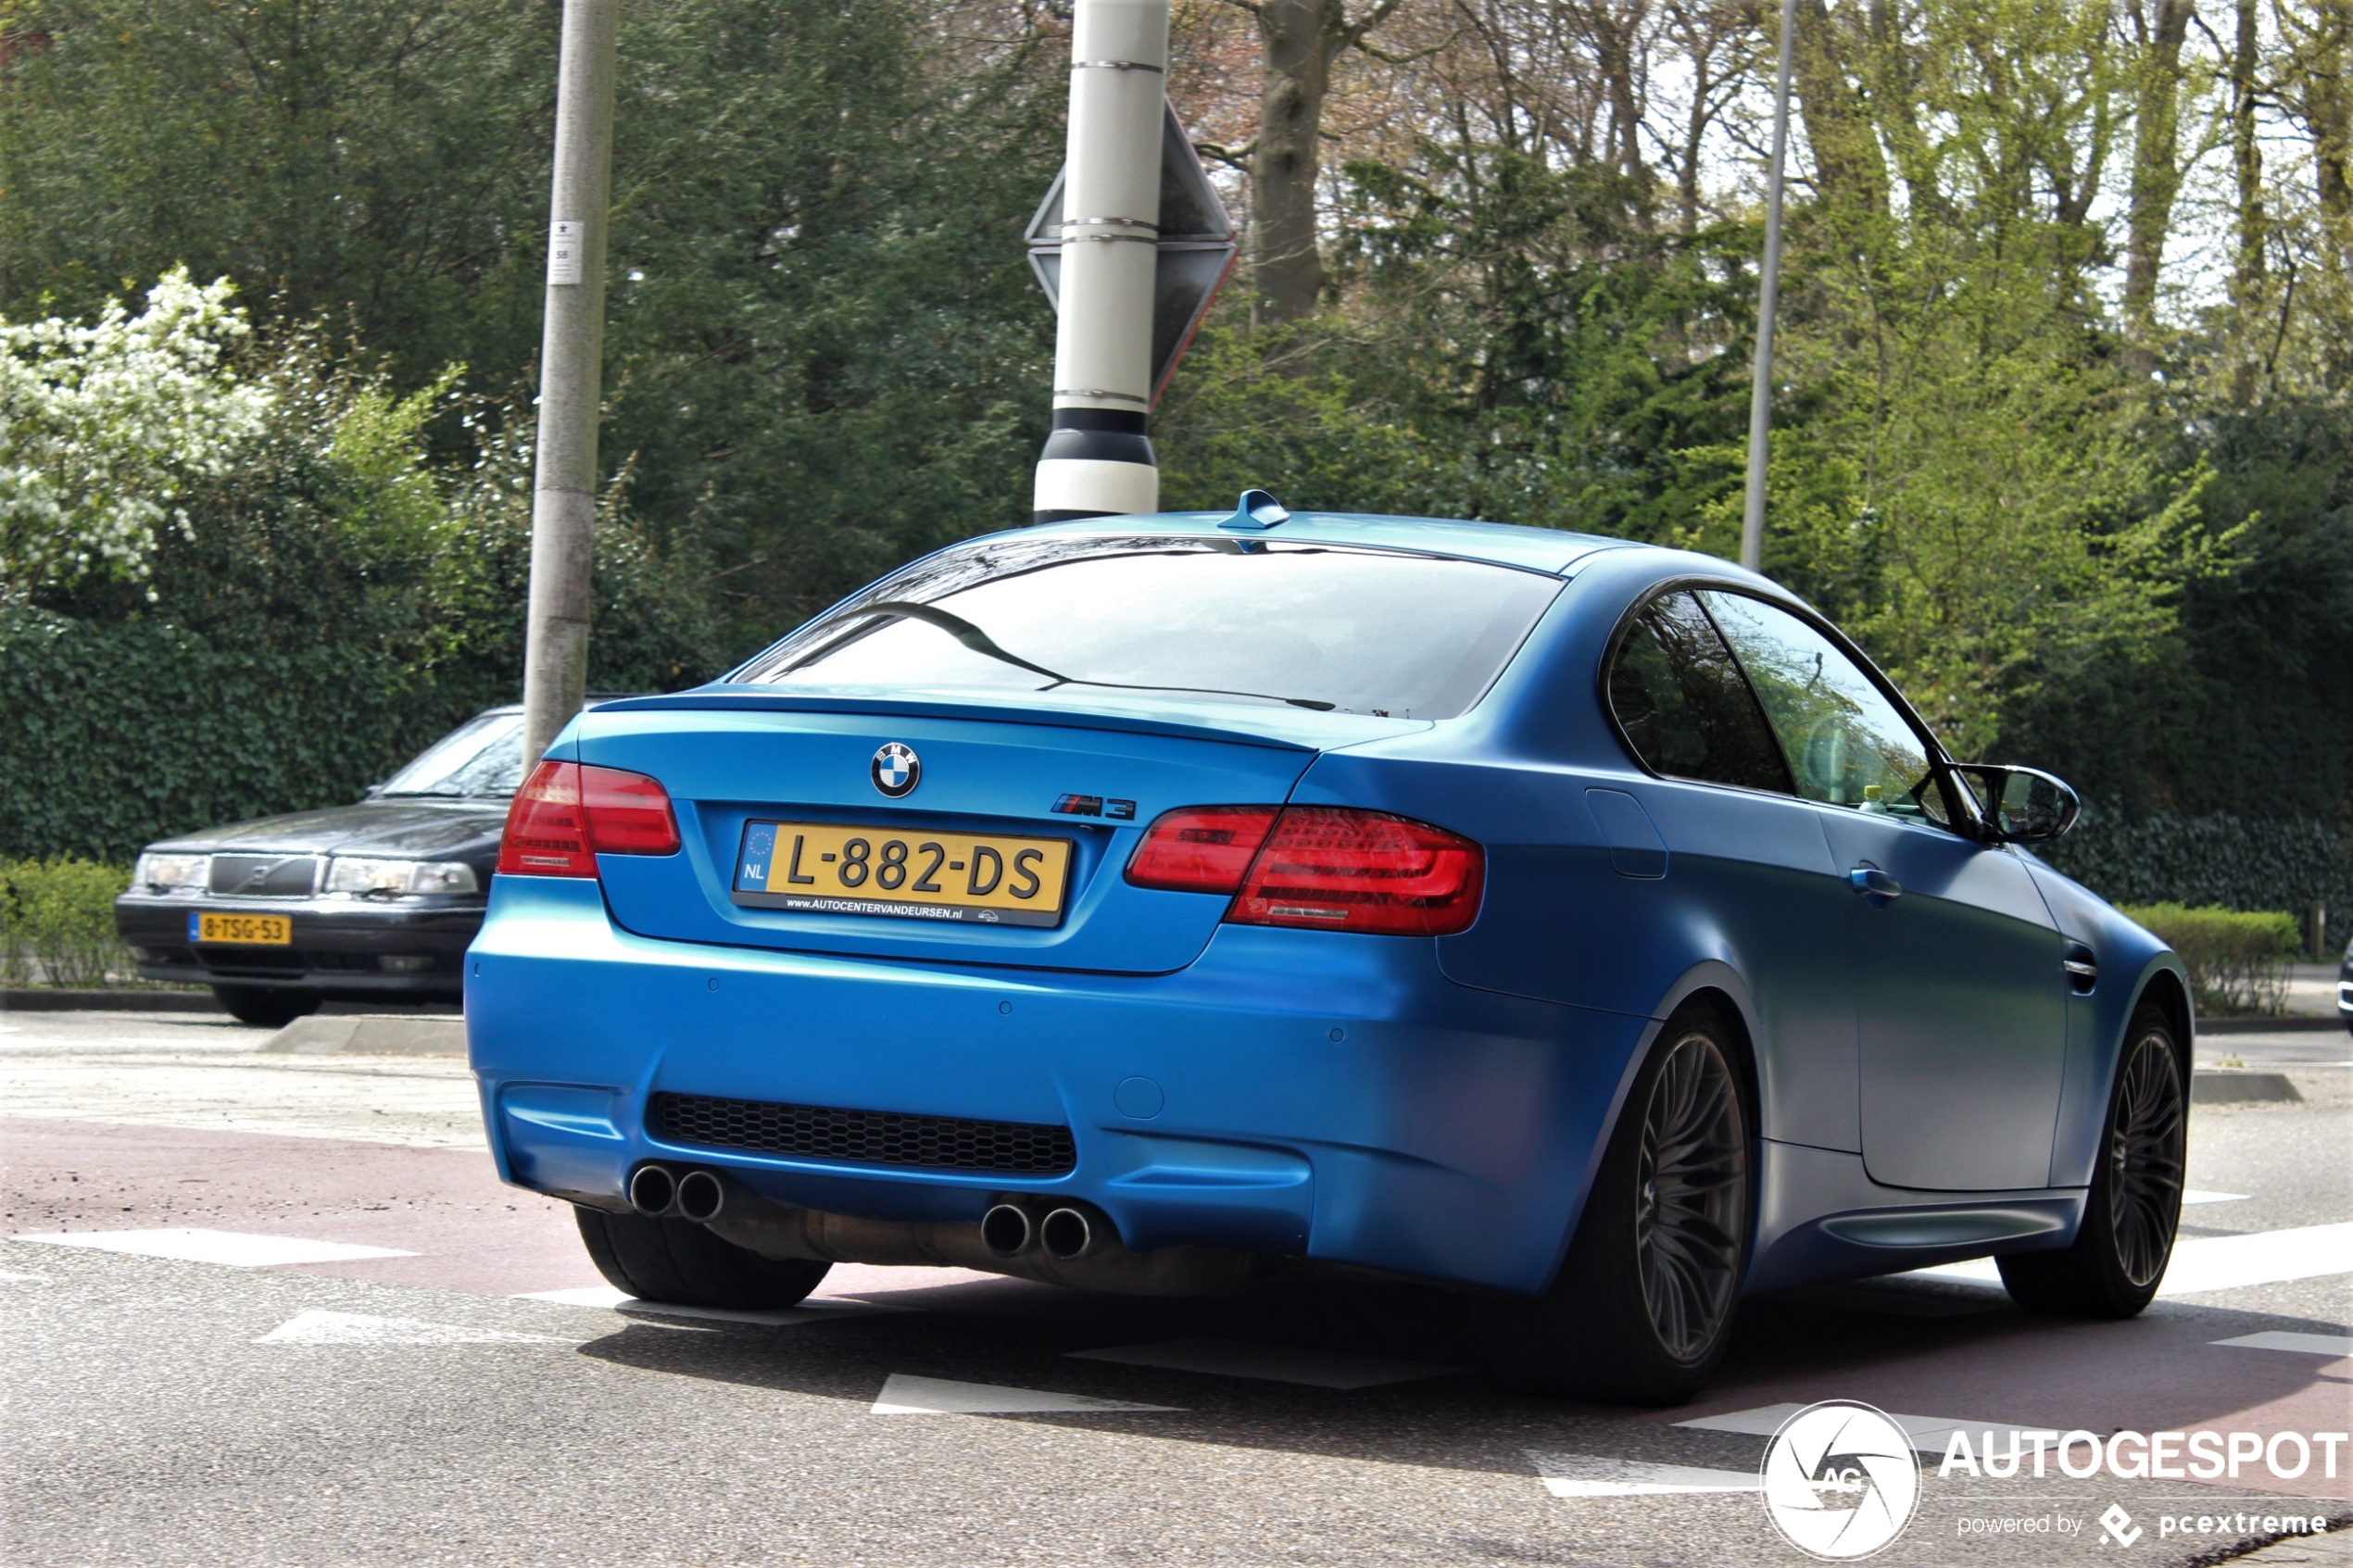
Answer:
0 0 2346 934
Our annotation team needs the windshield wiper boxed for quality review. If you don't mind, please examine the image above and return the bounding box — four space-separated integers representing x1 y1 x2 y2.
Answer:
785 600 1339 710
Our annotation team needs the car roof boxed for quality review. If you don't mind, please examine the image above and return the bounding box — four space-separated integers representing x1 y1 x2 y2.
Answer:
1011 509 1635 576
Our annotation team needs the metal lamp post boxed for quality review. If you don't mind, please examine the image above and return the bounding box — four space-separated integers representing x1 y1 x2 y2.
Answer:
1740 0 1798 575
522 0 620 771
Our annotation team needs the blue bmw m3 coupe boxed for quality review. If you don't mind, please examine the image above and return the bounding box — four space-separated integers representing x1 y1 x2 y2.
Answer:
468 495 2194 1402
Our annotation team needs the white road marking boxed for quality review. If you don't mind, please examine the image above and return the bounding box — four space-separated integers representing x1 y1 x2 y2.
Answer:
870 1373 1178 1415
1678 1403 2048 1456
2183 1190 2250 1205
0 1270 52 1283
12 1228 415 1267
1906 1221 2353 1298
1065 1337 1465 1389
2211 1331 2353 1358
257 1310 570 1346
1525 1450 1764 1497
511 1286 880 1327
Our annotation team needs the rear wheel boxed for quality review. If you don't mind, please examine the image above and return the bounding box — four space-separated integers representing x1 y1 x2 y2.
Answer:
1998 1001 2184 1317
574 1207 832 1311
1478 1007 1752 1404
211 984 321 1029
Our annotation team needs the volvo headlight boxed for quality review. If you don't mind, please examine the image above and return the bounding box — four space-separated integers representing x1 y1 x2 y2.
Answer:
134 853 209 892
325 858 480 896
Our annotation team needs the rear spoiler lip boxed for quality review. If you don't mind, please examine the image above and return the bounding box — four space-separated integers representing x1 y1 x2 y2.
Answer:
585 687 1437 754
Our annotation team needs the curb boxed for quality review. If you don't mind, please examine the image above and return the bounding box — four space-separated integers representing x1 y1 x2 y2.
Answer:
1 988 219 1013
2191 1071 2305 1105
2196 1016 2346 1035
260 1015 468 1057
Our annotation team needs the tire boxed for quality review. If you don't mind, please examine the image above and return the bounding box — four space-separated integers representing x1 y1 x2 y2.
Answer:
1478 1006 1753 1404
211 984 322 1029
1998 1001 2185 1317
574 1206 832 1311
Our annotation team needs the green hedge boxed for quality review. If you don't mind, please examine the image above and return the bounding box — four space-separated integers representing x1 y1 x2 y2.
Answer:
0 857 137 987
2041 809 2351 951
0 607 493 865
2116 902 2303 1017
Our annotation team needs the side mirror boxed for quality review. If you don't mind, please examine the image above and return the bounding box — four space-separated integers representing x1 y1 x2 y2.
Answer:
362 783 387 800
1951 764 2080 845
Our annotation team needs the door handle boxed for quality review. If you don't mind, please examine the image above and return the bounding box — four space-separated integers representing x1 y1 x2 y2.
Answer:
1848 866 1903 899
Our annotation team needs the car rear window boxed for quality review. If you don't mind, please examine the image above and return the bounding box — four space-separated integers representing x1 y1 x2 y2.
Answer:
380 712 524 798
733 535 1564 720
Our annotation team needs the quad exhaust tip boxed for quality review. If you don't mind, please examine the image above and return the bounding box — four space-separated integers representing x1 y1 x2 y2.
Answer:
981 1202 1034 1258
627 1163 676 1218
628 1162 726 1223
674 1169 725 1223
1039 1206 1095 1261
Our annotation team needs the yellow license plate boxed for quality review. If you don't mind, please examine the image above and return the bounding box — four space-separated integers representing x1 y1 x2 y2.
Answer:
189 911 292 945
732 821 1073 928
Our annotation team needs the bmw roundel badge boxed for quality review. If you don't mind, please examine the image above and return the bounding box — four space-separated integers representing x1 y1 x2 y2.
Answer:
870 742 921 798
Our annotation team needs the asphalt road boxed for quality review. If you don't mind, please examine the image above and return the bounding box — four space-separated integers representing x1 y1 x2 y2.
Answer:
2 1008 2347 1568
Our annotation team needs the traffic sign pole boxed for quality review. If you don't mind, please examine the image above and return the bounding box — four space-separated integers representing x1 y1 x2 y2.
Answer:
1033 0 1172 524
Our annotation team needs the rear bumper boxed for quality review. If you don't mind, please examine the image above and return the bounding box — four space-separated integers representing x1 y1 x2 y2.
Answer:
116 894 477 997
467 876 1652 1295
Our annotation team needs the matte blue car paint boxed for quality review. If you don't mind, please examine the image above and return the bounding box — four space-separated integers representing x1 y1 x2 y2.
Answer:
2023 859 2192 1187
468 509 2192 1301
1817 809 2068 1192
470 874 1650 1292
1583 789 1668 878
577 706 1325 974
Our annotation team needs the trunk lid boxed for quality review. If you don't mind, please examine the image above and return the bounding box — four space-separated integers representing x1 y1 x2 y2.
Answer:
577 696 1411 973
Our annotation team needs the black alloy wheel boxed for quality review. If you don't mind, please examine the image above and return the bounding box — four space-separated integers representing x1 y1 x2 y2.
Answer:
574 1207 833 1311
210 984 321 1030
1477 1005 1752 1404
1635 1031 1749 1361
1999 1001 2184 1317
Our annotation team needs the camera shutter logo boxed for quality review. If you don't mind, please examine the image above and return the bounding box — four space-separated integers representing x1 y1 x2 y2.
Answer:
870 743 921 798
1759 1400 1921 1560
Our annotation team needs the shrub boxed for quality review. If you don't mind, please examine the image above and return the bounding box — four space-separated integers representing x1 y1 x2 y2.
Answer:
0 858 135 988
2041 809 2352 948
2118 902 2304 1017
0 279 726 863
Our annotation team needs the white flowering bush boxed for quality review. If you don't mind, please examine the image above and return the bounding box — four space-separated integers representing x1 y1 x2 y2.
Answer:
0 268 272 592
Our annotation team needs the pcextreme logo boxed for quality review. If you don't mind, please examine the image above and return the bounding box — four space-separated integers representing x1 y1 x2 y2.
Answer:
1761 1400 1923 1560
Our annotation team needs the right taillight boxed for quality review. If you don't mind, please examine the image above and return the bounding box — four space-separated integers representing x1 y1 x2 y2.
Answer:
497 759 681 877
1124 806 1280 892
1125 804 1484 936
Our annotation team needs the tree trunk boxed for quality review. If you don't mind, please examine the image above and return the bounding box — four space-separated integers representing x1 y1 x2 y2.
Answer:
1252 0 1340 323
1790 0 1888 217
2305 0 2353 277
2121 0 2192 343
2228 0 2264 303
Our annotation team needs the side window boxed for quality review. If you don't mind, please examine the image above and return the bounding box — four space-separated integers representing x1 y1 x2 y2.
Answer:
1697 591 1948 822
1605 592 1793 794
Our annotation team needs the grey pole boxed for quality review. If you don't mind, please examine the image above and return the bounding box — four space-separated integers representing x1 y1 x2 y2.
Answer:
1740 0 1797 574
522 0 619 771
1032 0 1170 524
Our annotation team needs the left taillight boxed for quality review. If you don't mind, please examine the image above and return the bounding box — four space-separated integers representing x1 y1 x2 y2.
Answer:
497 760 680 877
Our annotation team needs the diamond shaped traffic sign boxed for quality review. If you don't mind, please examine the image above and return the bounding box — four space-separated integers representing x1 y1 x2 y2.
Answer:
1026 97 1239 408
